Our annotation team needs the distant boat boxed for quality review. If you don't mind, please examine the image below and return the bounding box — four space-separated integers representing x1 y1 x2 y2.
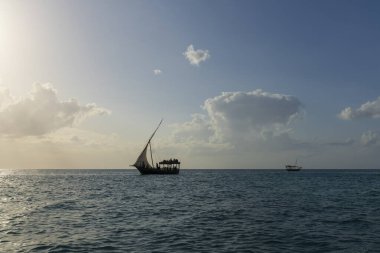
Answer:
131 119 180 175
285 160 302 171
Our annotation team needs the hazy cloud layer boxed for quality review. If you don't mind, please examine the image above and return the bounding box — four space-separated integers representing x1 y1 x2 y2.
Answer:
183 44 210 66
0 84 110 137
325 138 355 147
174 90 303 146
339 97 380 120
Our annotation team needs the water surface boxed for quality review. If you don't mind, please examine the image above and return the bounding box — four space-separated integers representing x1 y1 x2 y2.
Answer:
1 169 380 252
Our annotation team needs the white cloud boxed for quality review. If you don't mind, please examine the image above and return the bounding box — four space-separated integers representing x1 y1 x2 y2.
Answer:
183 44 210 66
172 113 213 142
173 90 303 146
361 131 378 146
0 87 13 110
204 90 302 141
339 97 380 120
165 90 380 169
153 69 162 75
0 83 110 137
167 90 305 169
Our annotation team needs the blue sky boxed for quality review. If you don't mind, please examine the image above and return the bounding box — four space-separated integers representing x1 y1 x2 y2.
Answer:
0 0 379 169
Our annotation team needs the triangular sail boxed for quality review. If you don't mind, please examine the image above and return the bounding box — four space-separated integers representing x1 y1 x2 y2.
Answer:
133 119 163 168
134 143 152 168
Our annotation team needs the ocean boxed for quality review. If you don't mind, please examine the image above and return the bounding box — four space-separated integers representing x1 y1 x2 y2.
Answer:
1 169 380 252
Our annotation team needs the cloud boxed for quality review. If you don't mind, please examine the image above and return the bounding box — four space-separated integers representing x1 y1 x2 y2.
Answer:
204 90 302 141
0 83 110 137
172 113 213 142
325 138 355 147
339 96 380 120
0 127 129 169
166 90 380 169
0 87 16 110
167 90 306 169
183 44 210 66
360 131 378 146
173 90 303 146
153 69 162 75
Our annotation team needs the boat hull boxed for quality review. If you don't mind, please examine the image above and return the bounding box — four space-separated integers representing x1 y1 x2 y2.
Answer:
135 166 180 175
285 165 302 171
286 168 301 171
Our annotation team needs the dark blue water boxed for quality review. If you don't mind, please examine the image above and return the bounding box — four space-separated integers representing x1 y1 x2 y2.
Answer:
1 169 380 252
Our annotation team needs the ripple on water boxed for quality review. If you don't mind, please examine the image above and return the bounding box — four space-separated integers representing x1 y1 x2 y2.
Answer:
1 169 380 252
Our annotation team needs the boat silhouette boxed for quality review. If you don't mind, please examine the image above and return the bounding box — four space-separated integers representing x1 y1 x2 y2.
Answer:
132 120 180 175
285 159 302 171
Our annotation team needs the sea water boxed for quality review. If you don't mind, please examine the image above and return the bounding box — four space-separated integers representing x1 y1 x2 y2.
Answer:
1 169 380 252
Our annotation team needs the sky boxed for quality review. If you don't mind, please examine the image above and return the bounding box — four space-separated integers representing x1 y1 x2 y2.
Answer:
0 0 380 169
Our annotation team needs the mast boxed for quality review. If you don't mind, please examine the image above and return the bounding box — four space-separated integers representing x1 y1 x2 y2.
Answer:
147 119 163 145
147 119 162 167
149 142 154 167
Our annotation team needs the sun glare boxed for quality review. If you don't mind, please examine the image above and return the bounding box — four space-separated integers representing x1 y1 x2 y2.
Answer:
0 3 13 47
0 2 18 71
0 2 37 93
